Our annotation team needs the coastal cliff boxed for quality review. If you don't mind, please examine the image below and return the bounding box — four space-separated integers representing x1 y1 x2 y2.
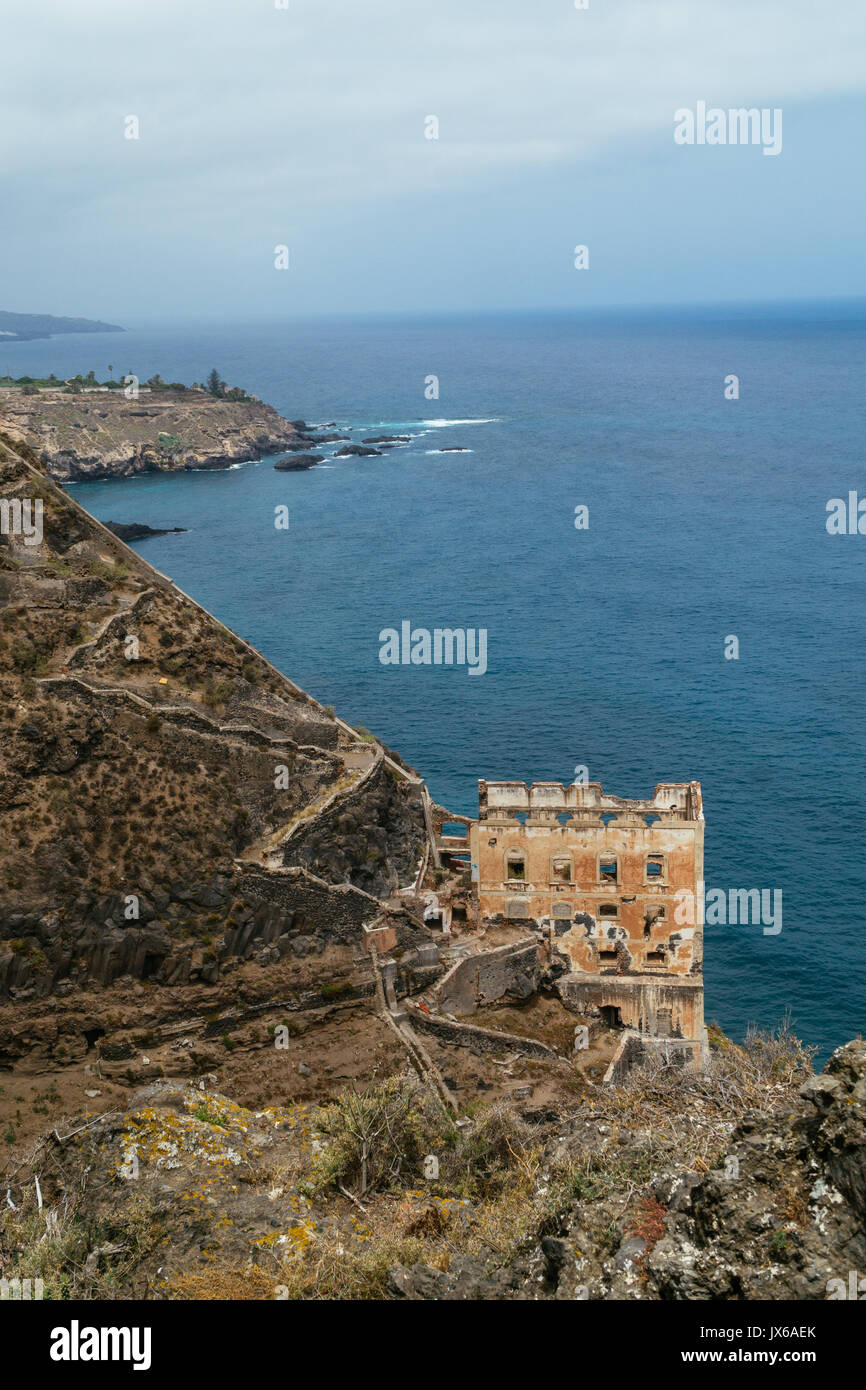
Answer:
0 426 428 1011
0 420 862 1307
0 389 302 480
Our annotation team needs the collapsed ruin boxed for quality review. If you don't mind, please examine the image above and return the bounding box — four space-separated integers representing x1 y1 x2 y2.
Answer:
432 778 707 1073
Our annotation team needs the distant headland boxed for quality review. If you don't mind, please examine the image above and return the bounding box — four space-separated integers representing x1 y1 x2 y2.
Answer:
0 309 124 342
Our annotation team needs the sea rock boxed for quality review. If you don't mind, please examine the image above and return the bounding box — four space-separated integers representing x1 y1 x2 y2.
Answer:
333 444 382 458
282 433 347 449
105 522 187 541
273 454 324 471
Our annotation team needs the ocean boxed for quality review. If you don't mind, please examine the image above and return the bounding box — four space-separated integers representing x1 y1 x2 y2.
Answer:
11 305 866 1062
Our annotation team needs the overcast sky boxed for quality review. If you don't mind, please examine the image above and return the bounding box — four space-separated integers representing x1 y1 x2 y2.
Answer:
3 0 865 320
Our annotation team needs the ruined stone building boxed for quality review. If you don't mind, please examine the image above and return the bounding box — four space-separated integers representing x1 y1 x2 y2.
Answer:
466 779 707 1062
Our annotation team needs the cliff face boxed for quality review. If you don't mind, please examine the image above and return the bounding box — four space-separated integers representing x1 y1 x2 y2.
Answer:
0 428 428 1012
0 390 301 480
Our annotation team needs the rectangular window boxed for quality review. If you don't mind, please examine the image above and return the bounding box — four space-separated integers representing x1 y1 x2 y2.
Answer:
505 852 526 881
599 902 619 918
551 856 572 884
646 855 665 880
599 855 618 882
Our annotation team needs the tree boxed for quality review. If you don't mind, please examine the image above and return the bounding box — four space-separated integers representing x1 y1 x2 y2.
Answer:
206 368 222 397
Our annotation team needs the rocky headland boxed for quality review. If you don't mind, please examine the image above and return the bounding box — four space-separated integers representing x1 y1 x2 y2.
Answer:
0 388 310 481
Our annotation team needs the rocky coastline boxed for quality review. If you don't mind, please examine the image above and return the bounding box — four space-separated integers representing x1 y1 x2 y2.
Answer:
0 388 308 481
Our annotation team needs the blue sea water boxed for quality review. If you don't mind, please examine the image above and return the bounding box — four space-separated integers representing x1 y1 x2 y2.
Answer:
11 306 866 1063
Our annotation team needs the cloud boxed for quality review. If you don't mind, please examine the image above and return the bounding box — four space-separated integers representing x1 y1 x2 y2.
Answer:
3 0 866 312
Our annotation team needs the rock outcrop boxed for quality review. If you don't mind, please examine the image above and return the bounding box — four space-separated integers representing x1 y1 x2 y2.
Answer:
105 522 187 541
386 1038 866 1301
273 453 323 471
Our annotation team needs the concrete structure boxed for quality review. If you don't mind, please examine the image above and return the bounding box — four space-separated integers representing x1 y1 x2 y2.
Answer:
467 779 706 1057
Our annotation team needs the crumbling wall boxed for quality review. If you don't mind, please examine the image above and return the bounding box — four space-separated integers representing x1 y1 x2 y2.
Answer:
603 1028 706 1083
406 1003 561 1060
432 939 540 1016
555 972 704 1041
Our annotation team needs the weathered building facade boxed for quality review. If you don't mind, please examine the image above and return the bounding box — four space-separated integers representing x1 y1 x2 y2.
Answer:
467 779 706 1055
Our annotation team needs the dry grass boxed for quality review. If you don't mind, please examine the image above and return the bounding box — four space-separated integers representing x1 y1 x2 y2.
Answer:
572 1017 816 1174
166 1266 278 1300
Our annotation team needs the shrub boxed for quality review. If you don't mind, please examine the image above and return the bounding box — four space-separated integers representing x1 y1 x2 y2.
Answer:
10 637 38 672
202 678 233 709
313 1076 454 1197
157 433 184 456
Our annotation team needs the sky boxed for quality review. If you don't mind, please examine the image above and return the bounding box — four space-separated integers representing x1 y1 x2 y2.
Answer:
2 0 865 320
